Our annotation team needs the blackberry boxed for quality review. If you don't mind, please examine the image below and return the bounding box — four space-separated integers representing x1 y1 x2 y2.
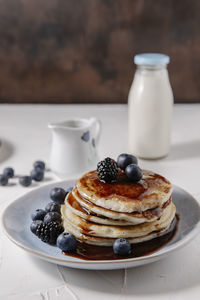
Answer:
97 157 118 183
36 221 64 244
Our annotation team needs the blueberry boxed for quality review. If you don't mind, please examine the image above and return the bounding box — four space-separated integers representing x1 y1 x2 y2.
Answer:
3 167 14 178
43 212 61 223
31 168 44 181
0 174 8 186
31 209 46 221
34 160 45 170
19 176 32 187
45 202 61 214
117 154 138 170
50 187 67 204
125 164 142 182
30 220 43 234
113 238 131 256
57 232 77 253
66 186 73 194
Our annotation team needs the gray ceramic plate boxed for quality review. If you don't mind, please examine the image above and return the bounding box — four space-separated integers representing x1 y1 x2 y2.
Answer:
2 181 200 270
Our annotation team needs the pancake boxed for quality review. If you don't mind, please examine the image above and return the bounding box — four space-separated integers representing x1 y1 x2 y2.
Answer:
65 191 133 226
76 170 172 213
63 216 176 246
61 202 176 239
72 187 171 224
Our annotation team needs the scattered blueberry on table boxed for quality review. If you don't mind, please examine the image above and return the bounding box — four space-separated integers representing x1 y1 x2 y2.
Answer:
0 160 46 187
3 167 14 178
31 168 44 182
0 174 8 186
19 176 32 187
33 160 45 170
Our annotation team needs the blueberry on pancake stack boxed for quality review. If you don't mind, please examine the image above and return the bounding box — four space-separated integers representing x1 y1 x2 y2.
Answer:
61 154 176 252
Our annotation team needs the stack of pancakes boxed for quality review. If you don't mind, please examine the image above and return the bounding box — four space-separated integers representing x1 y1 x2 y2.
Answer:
61 170 176 246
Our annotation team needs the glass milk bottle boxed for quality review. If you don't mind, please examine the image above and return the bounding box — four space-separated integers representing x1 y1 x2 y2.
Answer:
128 53 173 159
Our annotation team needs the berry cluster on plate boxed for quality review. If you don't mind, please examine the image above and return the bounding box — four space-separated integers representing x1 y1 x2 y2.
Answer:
30 184 132 256
30 186 77 252
97 153 142 183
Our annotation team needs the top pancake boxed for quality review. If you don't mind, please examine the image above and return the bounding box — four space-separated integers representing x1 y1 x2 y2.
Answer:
76 169 172 213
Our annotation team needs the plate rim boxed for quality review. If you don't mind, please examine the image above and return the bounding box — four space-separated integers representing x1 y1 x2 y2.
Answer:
1 182 200 266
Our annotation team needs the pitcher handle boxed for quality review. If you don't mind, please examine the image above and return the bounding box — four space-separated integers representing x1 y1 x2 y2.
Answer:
90 117 101 145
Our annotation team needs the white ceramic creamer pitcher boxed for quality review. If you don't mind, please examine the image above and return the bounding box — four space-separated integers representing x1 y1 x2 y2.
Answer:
48 118 101 178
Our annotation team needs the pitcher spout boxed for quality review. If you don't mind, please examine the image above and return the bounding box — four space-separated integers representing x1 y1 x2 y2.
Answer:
48 122 61 130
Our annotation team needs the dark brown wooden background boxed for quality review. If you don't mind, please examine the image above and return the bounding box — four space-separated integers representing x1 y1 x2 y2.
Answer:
0 0 199 103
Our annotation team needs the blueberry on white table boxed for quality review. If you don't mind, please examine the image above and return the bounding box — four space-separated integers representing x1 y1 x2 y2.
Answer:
0 174 8 186
31 168 44 181
3 167 14 178
33 160 45 170
19 176 32 187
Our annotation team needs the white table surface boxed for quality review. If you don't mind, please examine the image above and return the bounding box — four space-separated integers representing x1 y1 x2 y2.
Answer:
0 104 200 300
